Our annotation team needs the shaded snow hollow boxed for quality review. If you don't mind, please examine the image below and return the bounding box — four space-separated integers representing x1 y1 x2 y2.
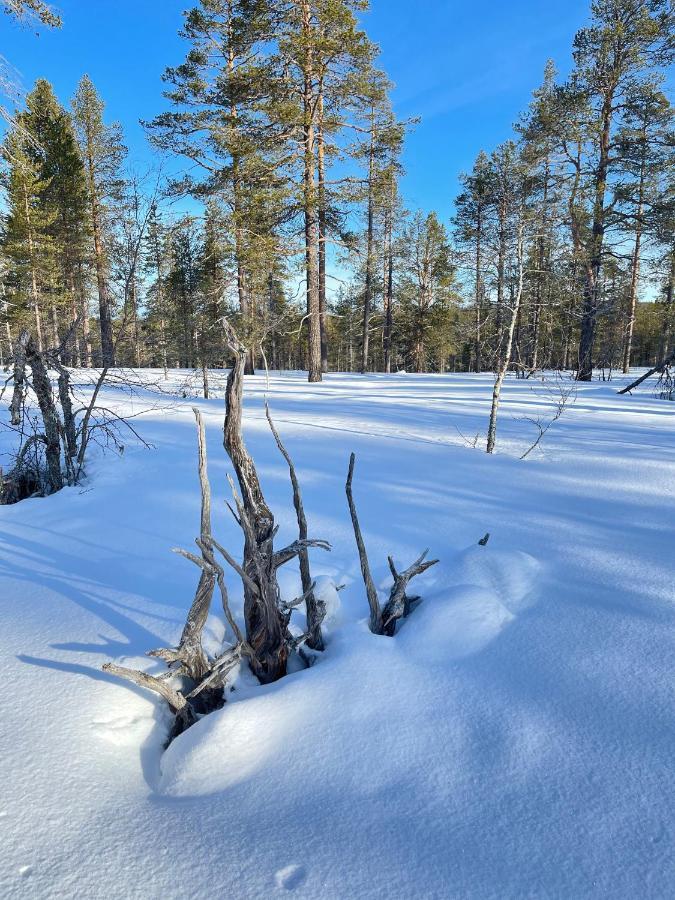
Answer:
1 370 674 898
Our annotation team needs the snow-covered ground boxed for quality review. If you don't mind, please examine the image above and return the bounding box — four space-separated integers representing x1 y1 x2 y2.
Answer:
1 369 674 899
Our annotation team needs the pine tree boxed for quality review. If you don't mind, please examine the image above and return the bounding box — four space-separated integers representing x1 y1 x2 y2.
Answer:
454 150 494 373
149 0 283 375
3 0 61 26
567 0 672 379
614 86 673 370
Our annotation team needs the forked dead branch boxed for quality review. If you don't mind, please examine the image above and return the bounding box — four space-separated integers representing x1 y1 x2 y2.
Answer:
346 452 439 636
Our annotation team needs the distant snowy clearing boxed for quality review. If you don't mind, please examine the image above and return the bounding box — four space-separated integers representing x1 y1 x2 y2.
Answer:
1 370 674 898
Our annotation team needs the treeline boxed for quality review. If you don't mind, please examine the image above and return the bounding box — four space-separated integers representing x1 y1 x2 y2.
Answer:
0 0 673 380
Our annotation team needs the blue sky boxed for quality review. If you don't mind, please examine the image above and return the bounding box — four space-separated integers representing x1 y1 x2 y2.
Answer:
2 0 591 223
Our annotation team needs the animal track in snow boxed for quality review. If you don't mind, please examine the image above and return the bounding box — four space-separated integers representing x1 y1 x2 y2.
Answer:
274 864 307 891
91 713 148 746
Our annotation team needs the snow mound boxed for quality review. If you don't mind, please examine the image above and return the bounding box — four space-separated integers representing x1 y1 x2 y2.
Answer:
454 545 542 614
400 584 514 662
160 547 542 798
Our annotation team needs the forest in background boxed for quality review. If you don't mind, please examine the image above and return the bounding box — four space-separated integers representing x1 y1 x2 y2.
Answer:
0 0 673 383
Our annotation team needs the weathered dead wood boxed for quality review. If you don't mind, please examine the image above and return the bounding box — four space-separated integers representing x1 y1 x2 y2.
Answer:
104 411 236 740
273 538 331 570
102 325 333 742
617 347 675 394
102 662 189 713
102 661 199 738
346 452 439 636
345 452 382 633
222 320 287 684
184 646 241 700
266 403 324 650
198 539 246 647
381 550 439 636
149 409 215 681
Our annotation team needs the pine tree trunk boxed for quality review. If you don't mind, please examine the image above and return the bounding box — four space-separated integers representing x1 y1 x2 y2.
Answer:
317 75 328 373
383 203 394 374
69 290 81 367
578 96 613 382
78 263 92 367
301 0 322 383
361 108 376 374
622 133 647 374
225 5 255 377
85 140 115 366
529 158 550 373
50 303 59 349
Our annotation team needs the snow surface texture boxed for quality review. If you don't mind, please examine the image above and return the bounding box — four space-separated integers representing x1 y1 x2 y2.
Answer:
1 370 674 899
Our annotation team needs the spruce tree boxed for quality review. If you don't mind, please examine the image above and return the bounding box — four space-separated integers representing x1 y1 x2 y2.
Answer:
72 75 127 367
2 79 89 357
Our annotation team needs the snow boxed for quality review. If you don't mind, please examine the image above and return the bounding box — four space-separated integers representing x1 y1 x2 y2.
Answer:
1 370 674 898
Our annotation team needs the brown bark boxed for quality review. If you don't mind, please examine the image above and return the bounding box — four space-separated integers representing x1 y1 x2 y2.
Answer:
226 1 255 376
622 131 647 374
383 199 394 374
529 157 550 373
301 0 322 383
361 106 376 374
317 72 328 373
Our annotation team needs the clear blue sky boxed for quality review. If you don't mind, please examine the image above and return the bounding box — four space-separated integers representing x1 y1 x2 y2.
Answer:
2 0 591 223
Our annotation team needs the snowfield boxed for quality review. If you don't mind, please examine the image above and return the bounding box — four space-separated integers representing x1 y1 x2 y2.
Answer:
1 369 674 899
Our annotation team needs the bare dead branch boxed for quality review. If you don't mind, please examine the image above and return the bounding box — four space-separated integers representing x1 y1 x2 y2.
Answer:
381 550 439 636
618 347 675 394
345 452 382 634
265 401 324 649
